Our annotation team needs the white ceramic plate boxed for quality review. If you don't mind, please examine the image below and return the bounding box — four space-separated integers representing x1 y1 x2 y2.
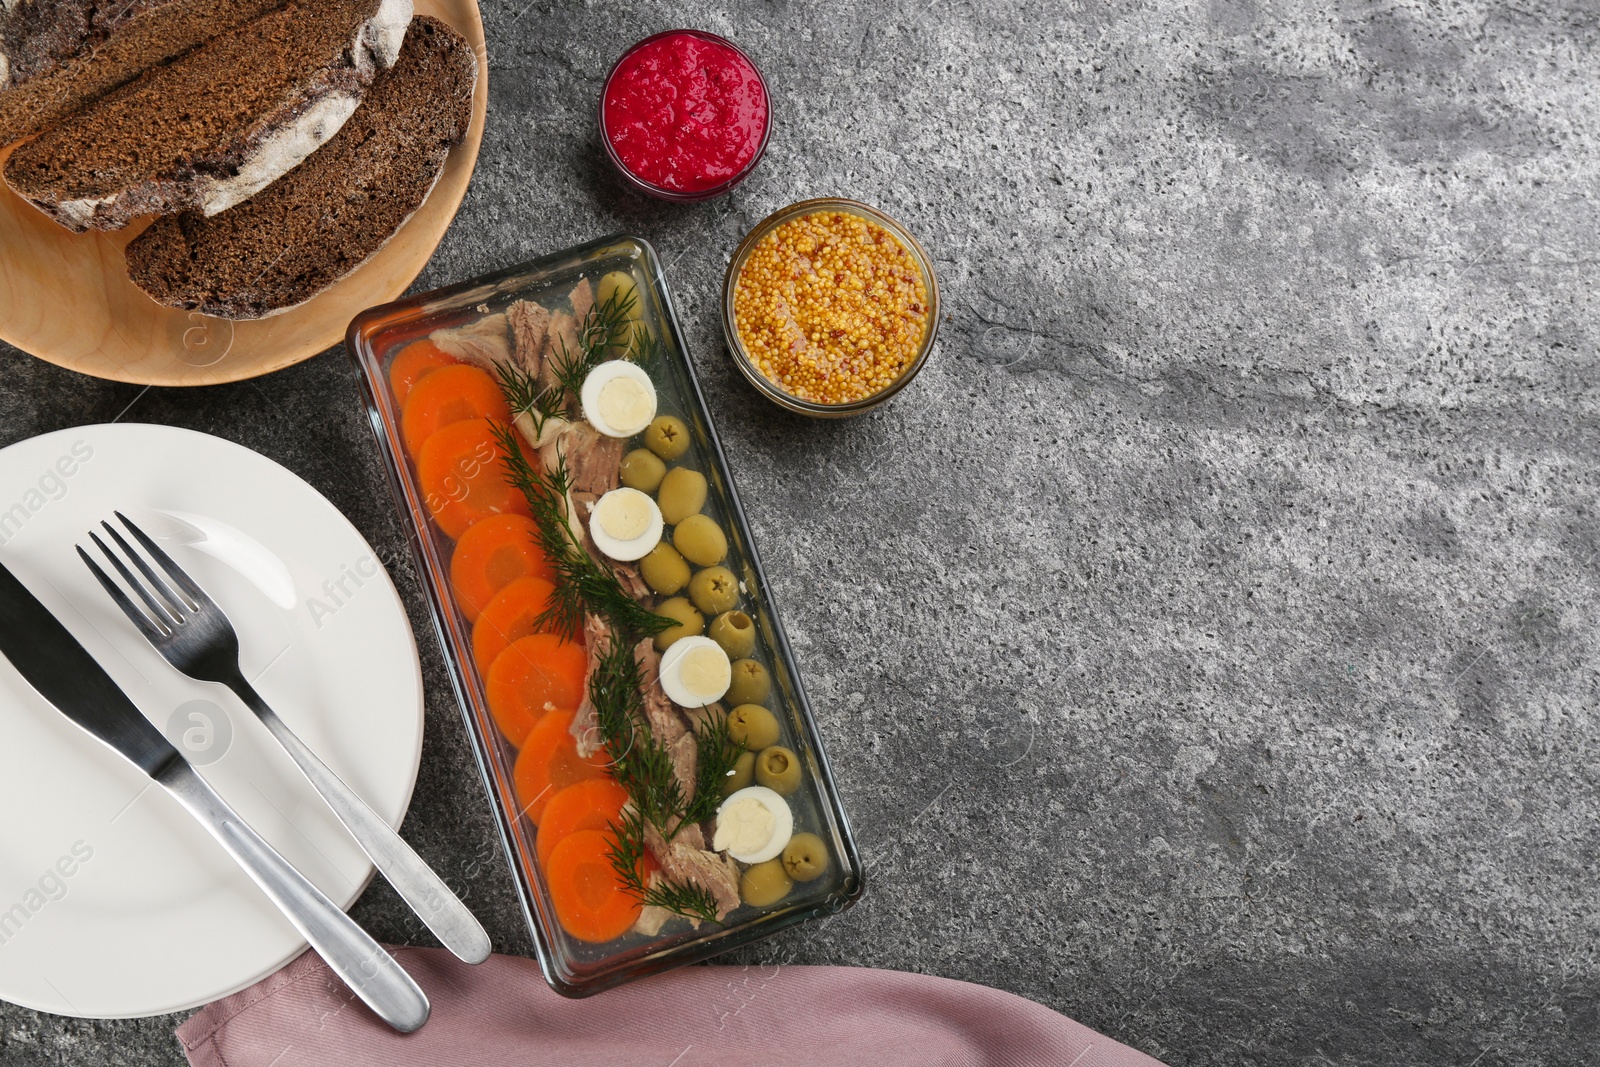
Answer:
0 424 423 1018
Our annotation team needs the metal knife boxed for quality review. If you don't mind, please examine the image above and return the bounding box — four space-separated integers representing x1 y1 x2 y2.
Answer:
0 560 430 1033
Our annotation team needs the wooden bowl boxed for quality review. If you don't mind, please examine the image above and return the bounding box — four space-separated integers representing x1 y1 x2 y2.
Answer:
0 0 487 387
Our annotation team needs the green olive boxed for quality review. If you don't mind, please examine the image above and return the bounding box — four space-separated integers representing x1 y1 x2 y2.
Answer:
688 565 739 616
619 449 666 493
597 270 642 319
673 514 727 567
708 610 756 658
639 543 690 595
725 658 771 707
652 596 704 651
781 833 830 882
754 745 802 795
740 858 793 908
645 415 690 461
656 467 707 525
722 750 755 796
728 703 780 750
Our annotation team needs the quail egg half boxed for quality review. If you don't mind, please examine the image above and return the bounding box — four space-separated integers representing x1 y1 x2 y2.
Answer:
581 360 657 438
657 634 731 707
714 786 794 864
588 487 663 561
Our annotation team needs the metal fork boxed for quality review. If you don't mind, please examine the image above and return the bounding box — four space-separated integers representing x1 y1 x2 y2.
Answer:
79 512 491 965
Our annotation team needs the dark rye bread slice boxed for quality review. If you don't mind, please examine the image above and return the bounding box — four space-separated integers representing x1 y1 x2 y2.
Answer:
0 0 284 147
125 16 475 320
3 0 411 232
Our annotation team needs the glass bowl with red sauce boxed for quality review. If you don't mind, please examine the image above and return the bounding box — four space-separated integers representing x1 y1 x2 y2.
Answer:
600 29 772 202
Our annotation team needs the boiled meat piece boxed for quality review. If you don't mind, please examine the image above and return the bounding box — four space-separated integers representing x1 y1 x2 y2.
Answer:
540 420 622 497
570 276 595 326
429 312 510 370
643 820 740 920
507 299 550 376
632 637 697 801
570 613 611 758
610 559 651 602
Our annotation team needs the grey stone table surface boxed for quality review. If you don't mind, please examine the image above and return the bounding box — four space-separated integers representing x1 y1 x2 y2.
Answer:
2 0 1597 1064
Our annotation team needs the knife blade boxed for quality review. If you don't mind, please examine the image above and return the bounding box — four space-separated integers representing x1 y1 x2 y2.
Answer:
0 558 430 1032
0 559 178 776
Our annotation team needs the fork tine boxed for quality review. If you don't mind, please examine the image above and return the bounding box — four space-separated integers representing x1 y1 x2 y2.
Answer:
79 540 174 639
114 511 208 610
98 523 190 624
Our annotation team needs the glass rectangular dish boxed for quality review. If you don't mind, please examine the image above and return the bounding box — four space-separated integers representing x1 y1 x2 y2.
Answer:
346 234 864 996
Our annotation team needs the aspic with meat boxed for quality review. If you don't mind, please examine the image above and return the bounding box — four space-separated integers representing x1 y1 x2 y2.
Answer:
383 268 833 944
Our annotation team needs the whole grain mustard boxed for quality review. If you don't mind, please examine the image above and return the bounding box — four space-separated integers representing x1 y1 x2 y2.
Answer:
733 211 929 405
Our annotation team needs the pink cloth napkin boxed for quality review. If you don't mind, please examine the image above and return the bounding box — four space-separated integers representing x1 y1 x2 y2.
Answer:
177 947 1168 1067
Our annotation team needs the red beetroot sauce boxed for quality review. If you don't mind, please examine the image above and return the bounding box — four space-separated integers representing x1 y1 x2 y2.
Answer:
602 31 769 195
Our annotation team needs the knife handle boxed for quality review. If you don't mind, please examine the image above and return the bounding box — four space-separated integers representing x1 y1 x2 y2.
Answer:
156 759 431 1033
229 679 491 965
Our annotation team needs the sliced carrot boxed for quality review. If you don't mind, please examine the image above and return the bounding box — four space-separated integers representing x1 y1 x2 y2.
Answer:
512 709 609 824
450 514 555 624
537 778 631 868
417 419 532 541
486 633 588 746
472 574 558 675
401 364 511 458
388 340 459 407
545 829 646 943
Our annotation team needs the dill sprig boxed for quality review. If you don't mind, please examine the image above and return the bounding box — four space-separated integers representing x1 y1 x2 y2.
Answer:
607 806 720 926
589 635 682 831
589 636 740 836
493 356 562 439
586 629 737 925
492 421 671 641
564 556 674 642
580 284 641 359
549 285 644 403
491 421 585 639
685 706 743 826
627 320 661 372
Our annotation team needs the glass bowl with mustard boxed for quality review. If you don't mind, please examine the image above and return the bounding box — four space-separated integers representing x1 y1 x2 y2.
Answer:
722 198 939 418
